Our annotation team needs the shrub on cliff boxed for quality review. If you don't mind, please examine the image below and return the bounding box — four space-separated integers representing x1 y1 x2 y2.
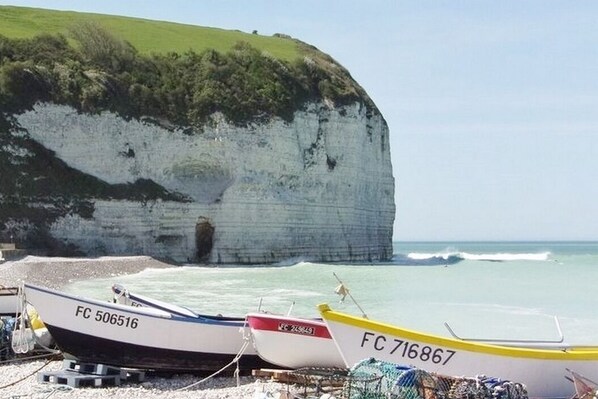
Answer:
0 23 373 129
69 21 137 74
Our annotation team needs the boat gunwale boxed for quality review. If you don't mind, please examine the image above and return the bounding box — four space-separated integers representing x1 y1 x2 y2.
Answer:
24 283 248 327
246 312 326 325
112 284 247 323
318 303 598 360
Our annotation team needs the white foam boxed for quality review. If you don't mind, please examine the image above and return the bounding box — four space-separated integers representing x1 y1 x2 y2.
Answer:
460 252 551 261
407 252 459 260
407 251 551 262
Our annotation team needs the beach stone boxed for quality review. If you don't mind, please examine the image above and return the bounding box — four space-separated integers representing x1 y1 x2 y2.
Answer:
0 360 293 398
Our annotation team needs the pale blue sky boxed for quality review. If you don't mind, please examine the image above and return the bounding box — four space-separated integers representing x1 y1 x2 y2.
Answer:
2 1 597 241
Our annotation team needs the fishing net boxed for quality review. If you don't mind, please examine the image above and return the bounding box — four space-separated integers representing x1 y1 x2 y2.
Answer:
0 317 15 360
343 358 402 398
448 375 529 399
341 358 528 399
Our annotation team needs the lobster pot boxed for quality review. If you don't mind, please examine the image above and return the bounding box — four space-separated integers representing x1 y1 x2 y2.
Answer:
344 358 528 399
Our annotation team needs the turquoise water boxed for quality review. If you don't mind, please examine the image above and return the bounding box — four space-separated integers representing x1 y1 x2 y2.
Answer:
67 241 598 344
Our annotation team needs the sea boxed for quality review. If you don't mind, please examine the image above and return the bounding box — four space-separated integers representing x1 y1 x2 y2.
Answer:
67 241 598 345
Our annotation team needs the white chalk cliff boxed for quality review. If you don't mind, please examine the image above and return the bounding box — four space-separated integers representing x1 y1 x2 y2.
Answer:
15 102 395 263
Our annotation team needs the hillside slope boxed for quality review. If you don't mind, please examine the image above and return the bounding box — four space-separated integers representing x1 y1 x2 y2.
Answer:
0 5 299 59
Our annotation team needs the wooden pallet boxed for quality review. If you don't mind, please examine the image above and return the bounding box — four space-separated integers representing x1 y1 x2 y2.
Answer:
62 360 146 382
38 360 145 388
253 368 297 383
37 370 121 388
253 368 348 386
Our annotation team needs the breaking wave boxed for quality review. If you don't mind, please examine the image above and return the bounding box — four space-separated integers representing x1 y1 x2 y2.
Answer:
403 251 551 264
458 252 551 262
391 252 463 266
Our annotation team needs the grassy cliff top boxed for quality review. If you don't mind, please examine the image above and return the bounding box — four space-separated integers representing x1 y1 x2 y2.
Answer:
0 6 379 127
0 6 300 60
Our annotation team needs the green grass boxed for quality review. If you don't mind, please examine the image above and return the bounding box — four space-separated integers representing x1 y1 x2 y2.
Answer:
0 5 300 61
0 4 375 125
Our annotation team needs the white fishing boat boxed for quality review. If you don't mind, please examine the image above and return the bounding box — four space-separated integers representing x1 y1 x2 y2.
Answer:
318 303 598 399
0 286 19 316
246 312 345 369
22 283 273 372
111 284 344 369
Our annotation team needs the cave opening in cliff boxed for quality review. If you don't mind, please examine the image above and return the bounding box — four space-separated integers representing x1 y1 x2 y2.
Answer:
195 217 214 261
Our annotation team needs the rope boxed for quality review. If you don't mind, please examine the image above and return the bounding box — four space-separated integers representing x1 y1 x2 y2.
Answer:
29 326 61 356
39 385 74 399
175 339 250 391
4 284 61 360
0 357 54 390
333 272 368 319
0 352 60 365
176 317 253 391
11 285 36 355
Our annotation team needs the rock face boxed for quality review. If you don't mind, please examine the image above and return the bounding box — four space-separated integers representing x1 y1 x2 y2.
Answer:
8 101 394 263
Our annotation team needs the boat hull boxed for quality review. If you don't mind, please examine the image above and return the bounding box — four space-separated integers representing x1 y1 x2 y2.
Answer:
23 283 272 372
247 313 345 369
44 323 266 372
318 304 598 399
0 287 19 316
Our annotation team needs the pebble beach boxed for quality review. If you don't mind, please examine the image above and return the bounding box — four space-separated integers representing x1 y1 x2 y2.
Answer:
0 256 292 398
0 359 292 398
0 359 294 398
